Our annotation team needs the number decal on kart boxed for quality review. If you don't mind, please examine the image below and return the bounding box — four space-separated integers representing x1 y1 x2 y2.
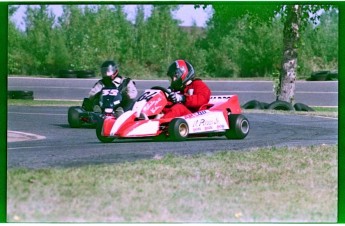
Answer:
102 89 119 96
138 91 158 101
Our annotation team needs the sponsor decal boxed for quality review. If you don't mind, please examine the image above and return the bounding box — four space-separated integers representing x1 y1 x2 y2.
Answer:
148 97 163 113
187 111 228 133
184 110 207 119
217 125 225 129
192 117 220 128
138 90 158 101
102 89 119 96
190 117 221 132
192 127 202 132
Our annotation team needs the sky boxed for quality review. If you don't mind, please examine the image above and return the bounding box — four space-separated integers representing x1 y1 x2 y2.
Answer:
11 4 214 30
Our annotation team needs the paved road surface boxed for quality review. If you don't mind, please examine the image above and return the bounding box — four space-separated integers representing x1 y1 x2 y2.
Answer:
7 106 338 169
8 77 338 107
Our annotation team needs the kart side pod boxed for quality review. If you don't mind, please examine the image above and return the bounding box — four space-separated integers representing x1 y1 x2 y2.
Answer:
101 110 161 137
208 95 242 114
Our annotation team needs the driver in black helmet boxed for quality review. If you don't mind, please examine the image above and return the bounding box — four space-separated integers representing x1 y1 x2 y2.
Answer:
87 60 138 113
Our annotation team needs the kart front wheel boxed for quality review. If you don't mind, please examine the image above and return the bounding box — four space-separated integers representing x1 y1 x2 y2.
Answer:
68 106 82 128
225 114 250 139
168 118 189 141
96 119 115 143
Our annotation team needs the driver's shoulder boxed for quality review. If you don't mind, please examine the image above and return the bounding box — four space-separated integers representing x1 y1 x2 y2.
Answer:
191 78 207 86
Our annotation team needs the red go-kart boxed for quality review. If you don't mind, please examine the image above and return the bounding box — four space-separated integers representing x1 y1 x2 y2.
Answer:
96 86 250 142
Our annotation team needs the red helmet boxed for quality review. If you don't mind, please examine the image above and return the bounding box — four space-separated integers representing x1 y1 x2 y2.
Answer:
167 60 195 91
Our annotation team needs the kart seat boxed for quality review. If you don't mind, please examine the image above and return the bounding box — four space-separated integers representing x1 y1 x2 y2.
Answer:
199 95 234 111
199 103 214 111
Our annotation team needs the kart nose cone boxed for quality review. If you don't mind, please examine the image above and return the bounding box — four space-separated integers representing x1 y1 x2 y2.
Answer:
105 108 113 113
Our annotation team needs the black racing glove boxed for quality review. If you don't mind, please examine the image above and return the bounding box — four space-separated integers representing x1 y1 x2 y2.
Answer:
169 92 186 103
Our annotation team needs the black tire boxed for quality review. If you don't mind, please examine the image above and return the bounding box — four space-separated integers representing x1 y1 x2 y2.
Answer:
96 119 115 143
260 102 270 109
327 71 338 81
59 69 77 78
8 90 34 100
82 98 94 111
294 103 315 112
242 100 262 109
225 114 250 139
153 133 168 142
168 118 189 141
267 100 294 111
68 106 82 128
310 71 329 81
76 70 96 78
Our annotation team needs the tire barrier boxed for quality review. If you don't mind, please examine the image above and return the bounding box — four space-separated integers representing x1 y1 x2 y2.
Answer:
241 100 262 110
58 69 77 78
327 70 338 81
294 103 315 112
8 90 34 100
242 100 271 110
307 70 338 81
76 70 96 78
242 99 315 112
267 100 294 111
58 69 96 78
260 102 270 109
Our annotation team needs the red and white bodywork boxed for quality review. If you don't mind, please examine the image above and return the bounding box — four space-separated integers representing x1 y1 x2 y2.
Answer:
96 87 249 142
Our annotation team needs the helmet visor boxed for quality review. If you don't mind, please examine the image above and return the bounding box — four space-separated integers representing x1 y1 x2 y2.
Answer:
170 77 183 91
101 65 117 77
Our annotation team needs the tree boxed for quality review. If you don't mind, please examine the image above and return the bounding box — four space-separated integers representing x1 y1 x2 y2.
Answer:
276 5 301 102
205 4 334 103
299 8 338 74
201 12 283 78
8 13 26 74
23 5 56 74
143 5 186 76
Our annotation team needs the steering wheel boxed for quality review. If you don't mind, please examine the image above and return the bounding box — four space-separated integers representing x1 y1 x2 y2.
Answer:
150 86 175 102
150 86 173 100
150 86 171 94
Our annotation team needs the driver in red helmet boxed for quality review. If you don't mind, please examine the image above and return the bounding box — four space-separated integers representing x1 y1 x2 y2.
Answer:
161 59 211 118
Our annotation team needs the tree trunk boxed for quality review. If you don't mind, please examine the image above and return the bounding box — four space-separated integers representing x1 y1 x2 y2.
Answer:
277 5 301 103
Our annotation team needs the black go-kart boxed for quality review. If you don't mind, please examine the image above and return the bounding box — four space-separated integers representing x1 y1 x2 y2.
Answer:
67 88 123 128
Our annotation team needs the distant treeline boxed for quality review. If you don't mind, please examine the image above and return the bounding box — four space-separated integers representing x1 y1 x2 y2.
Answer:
8 5 338 79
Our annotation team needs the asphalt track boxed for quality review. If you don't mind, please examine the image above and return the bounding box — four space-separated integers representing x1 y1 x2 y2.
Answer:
8 77 339 107
7 106 338 169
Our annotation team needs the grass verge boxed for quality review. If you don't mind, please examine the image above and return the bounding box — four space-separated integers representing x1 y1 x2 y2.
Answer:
7 99 82 106
7 145 337 223
243 108 338 118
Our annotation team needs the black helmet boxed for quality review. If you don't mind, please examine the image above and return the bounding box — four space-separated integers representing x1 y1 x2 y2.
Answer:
167 60 195 91
101 60 119 79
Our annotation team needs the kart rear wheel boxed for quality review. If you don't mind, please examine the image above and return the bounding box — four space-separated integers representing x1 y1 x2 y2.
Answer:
68 106 82 128
96 119 115 143
168 118 189 141
225 114 249 139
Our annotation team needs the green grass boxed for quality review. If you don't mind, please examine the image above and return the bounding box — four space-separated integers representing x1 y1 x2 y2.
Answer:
243 107 338 118
313 106 338 112
7 99 82 106
7 145 337 223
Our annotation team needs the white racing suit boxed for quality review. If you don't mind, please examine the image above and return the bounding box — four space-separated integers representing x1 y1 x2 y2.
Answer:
88 75 138 113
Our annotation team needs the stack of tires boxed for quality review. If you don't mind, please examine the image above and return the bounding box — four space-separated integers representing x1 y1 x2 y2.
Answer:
307 70 338 81
58 69 96 78
242 100 314 112
8 90 34 100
